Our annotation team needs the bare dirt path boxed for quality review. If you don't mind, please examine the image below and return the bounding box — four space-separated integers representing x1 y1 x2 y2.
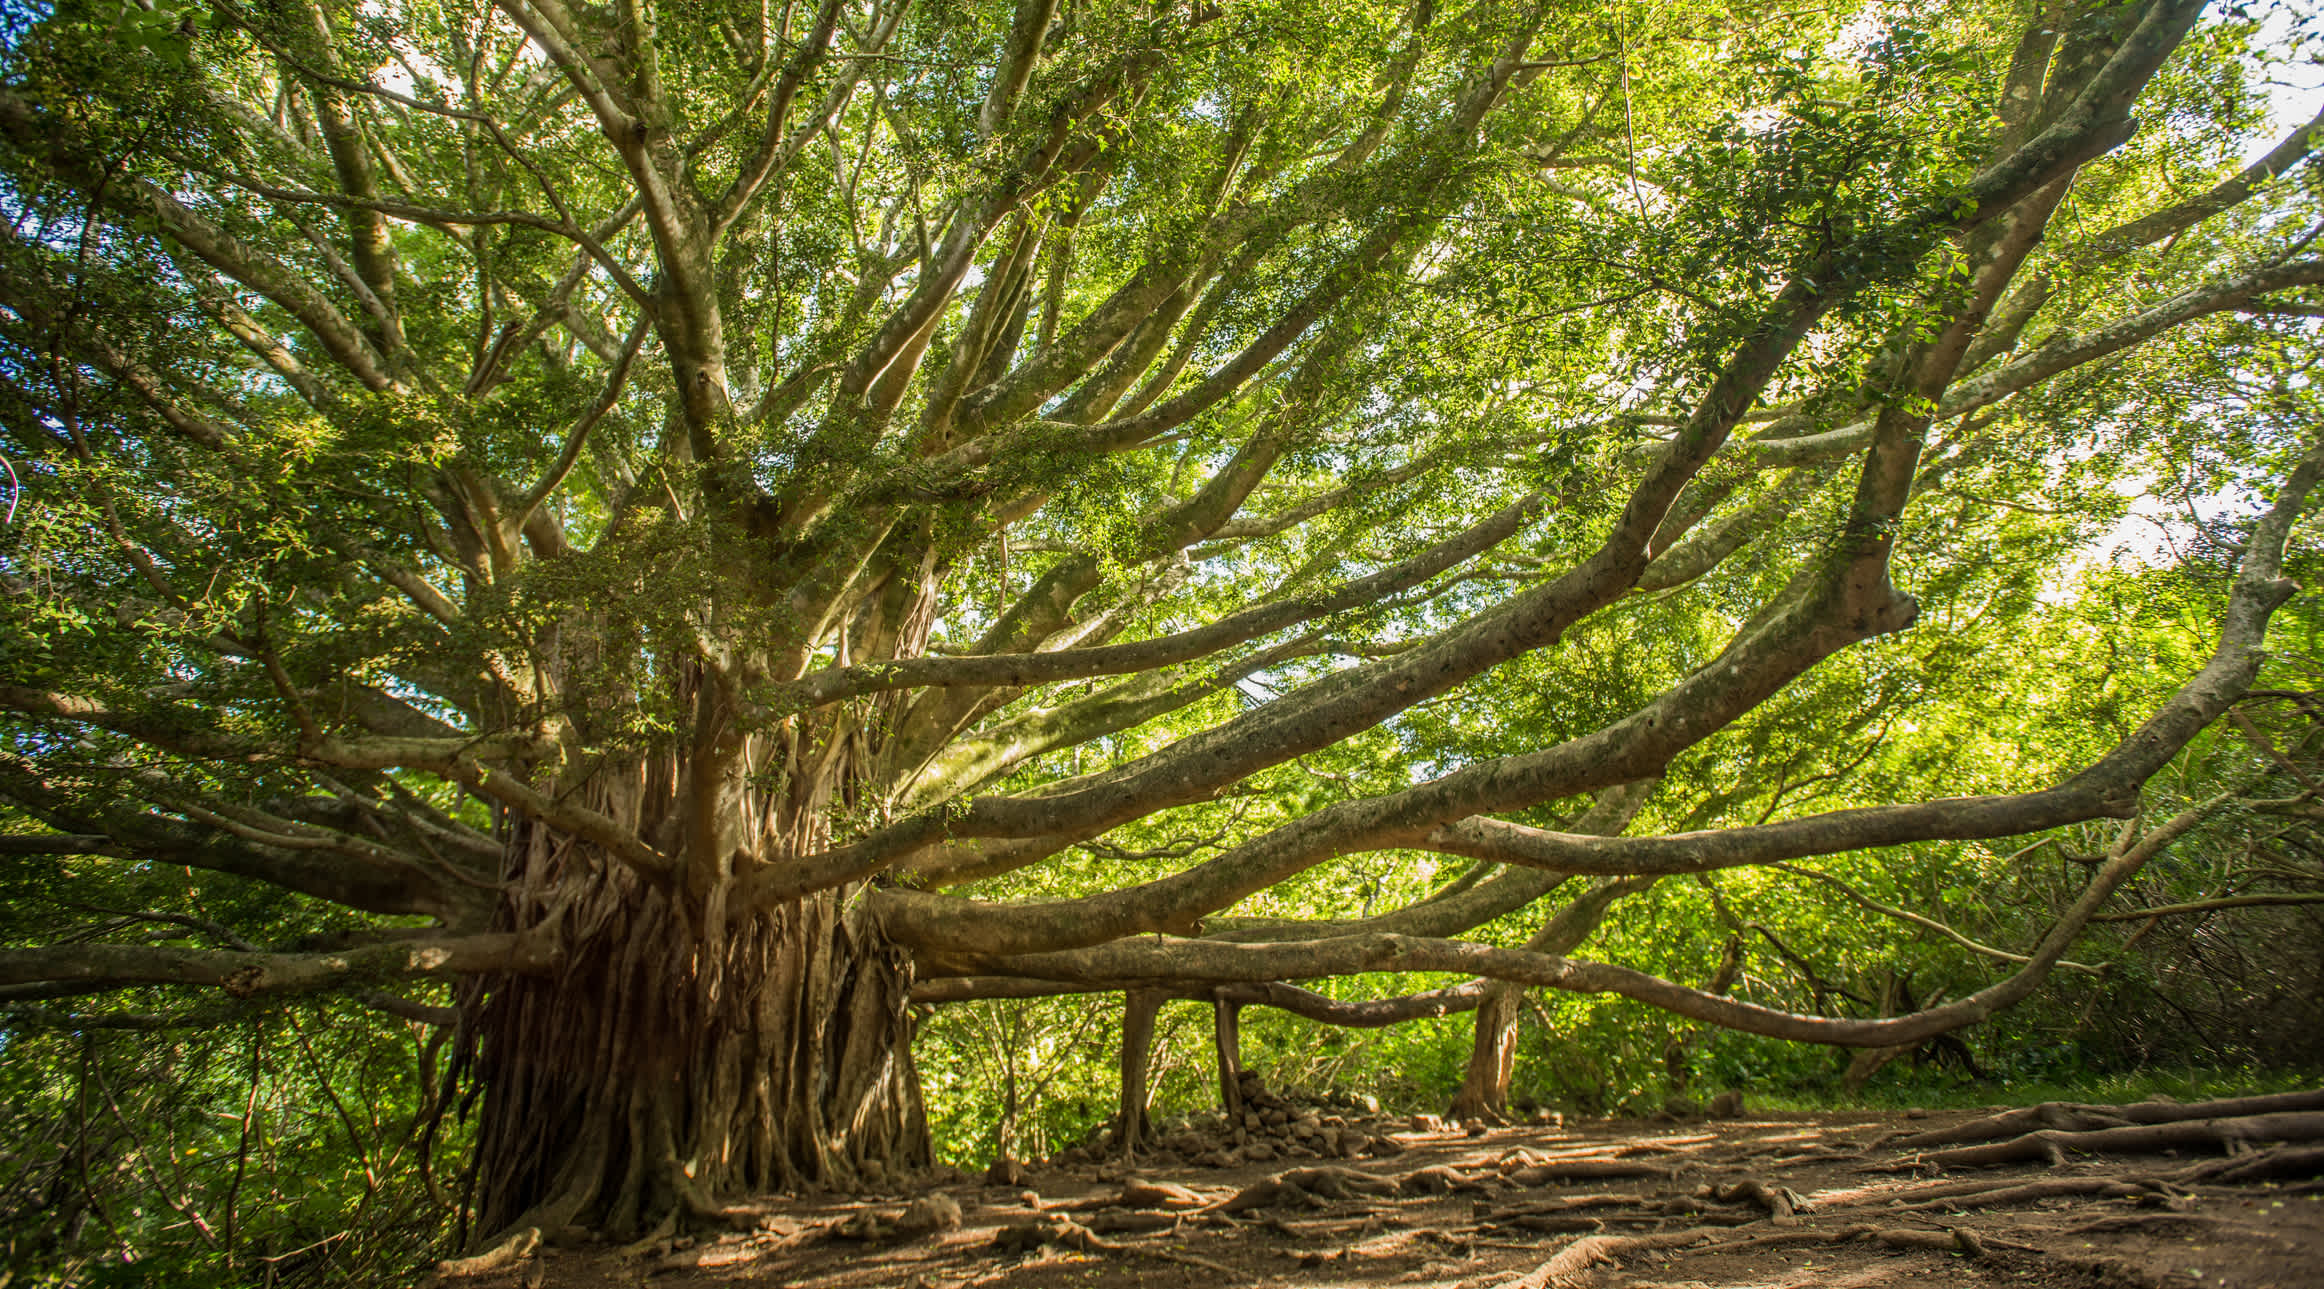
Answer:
435 1092 2324 1289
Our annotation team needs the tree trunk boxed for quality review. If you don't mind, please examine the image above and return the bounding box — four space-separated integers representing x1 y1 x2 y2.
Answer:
1113 989 1164 1153
461 817 927 1241
1213 996 1245 1122
1449 982 1524 1123
1447 871 1661 1123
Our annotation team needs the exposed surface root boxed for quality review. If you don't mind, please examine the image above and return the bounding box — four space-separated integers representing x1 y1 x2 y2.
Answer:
1699 1178 1807 1223
1218 1165 1402 1212
1493 1230 1710 1288
1886 1089 2324 1150
1890 1175 2171 1210
2172 1141 2324 1183
990 1213 1233 1275
1892 1110 2324 1168
435 1092 2324 1289
433 1225 540 1278
1504 1159 1677 1185
1112 1177 1212 1209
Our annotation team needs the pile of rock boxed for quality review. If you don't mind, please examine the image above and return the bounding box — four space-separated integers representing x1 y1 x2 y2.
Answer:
1054 1073 1410 1169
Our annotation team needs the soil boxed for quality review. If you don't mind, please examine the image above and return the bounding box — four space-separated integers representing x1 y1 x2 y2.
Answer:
433 1093 2324 1289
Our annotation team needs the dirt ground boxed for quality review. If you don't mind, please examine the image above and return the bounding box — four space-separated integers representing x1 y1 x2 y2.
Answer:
438 1093 2324 1289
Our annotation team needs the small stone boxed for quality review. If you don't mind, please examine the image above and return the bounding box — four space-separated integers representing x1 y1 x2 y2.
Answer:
1365 1134 1406 1157
1262 1108 1289 1128
1708 1091 1745 1119
1244 1140 1278 1162
1243 1110 1264 1130
1904 1107 1930 1120
1408 1113 1444 1133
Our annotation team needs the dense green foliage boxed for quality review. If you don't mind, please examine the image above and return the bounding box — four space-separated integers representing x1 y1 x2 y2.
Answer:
2 0 2322 1280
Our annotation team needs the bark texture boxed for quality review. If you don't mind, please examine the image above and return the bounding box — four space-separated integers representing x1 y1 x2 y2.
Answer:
466 811 926 1238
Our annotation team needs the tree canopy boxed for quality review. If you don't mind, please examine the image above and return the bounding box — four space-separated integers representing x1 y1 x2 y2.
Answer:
2 0 2322 1261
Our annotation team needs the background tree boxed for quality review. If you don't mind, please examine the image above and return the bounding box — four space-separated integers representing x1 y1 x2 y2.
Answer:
3 0 2321 1252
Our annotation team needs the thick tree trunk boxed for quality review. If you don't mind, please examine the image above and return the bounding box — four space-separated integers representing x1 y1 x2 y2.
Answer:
462 820 927 1241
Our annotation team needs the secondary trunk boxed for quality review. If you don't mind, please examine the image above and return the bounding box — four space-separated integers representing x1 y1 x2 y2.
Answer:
460 809 928 1240
1448 982 1524 1123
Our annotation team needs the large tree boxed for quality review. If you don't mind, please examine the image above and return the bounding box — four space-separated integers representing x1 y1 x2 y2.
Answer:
3 0 2321 1242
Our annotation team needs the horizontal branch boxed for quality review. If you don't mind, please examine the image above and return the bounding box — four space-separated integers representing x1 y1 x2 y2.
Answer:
922 789 2198 1048
0 934 554 1001
908 974 1490 1027
2088 891 2324 921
